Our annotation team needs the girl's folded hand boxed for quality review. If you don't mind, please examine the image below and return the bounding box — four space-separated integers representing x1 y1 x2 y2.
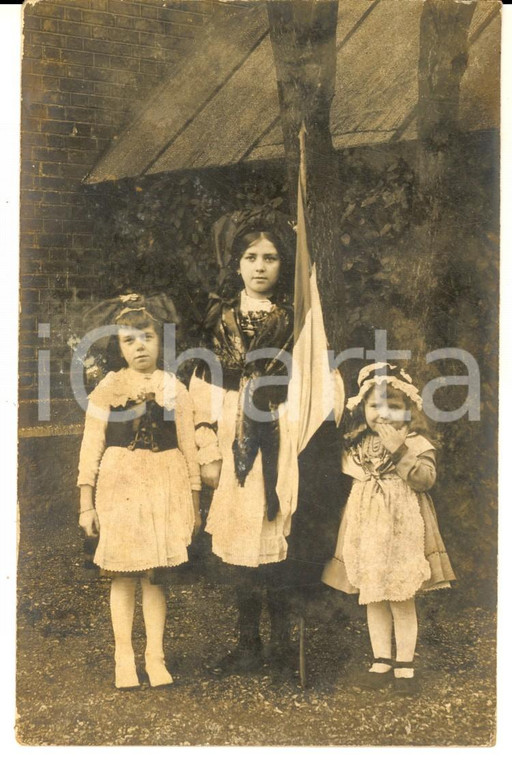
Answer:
200 460 222 489
375 422 408 454
79 508 100 537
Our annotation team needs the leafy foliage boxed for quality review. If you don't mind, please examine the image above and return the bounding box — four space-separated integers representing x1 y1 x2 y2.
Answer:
85 166 288 343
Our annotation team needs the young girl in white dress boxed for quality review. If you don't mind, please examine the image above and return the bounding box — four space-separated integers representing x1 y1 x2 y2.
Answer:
77 293 201 689
322 362 455 694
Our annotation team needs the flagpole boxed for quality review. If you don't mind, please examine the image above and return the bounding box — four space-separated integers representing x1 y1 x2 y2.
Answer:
297 121 308 691
298 121 307 200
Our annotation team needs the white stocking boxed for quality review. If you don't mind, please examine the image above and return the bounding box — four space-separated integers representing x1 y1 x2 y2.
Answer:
390 597 417 677
366 601 393 672
110 577 139 688
141 578 173 687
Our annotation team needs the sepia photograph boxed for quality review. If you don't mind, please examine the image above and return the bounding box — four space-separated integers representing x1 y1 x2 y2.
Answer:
15 0 500 747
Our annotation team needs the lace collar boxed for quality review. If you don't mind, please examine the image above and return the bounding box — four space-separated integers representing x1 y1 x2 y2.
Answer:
240 290 274 314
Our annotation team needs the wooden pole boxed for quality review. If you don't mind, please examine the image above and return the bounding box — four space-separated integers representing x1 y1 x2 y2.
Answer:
299 614 307 689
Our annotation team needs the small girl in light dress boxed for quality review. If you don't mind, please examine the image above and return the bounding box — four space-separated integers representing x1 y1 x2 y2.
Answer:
322 363 455 694
77 293 201 690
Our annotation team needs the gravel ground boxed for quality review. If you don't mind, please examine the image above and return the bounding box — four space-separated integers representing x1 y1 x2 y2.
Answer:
16 517 496 747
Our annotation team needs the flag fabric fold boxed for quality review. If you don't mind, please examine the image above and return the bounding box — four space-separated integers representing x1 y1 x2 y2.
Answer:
288 124 345 456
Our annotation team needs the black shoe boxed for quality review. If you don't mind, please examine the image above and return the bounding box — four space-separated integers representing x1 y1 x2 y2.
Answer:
358 669 393 690
267 640 298 675
393 660 419 695
357 658 393 691
211 642 264 675
393 675 420 695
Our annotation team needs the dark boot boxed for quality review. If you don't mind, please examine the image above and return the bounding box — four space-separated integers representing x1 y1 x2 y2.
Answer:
267 587 297 674
212 588 264 675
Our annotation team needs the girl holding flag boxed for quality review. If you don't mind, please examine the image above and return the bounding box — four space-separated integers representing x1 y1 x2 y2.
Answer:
189 207 300 676
190 126 343 678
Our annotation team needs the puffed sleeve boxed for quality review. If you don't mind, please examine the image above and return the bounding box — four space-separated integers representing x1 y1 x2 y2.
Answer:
174 378 202 491
390 445 437 492
76 374 113 487
188 369 224 466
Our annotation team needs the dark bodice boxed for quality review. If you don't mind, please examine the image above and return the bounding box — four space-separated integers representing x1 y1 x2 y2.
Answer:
105 397 178 452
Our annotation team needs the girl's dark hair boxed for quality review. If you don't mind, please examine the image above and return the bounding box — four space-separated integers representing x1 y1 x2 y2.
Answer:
343 381 436 448
220 228 294 301
105 309 164 372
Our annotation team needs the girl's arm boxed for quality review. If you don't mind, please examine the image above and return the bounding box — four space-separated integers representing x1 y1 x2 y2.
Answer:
78 485 99 537
390 446 436 492
375 424 436 492
174 379 202 493
188 369 224 488
77 399 108 536
173 379 202 533
77 408 107 487
76 374 115 535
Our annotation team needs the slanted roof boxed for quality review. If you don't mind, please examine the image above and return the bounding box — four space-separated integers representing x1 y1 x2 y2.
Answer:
85 0 500 184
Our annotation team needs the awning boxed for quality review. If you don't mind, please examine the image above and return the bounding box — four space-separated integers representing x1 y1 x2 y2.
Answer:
85 0 500 184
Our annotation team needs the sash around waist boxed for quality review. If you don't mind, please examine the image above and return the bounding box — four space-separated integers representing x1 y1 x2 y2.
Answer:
357 471 400 482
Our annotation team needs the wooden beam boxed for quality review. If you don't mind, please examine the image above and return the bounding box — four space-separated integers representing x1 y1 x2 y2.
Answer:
85 2 269 183
149 34 280 173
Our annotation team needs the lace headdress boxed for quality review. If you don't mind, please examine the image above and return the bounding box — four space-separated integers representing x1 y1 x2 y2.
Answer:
346 362 423 411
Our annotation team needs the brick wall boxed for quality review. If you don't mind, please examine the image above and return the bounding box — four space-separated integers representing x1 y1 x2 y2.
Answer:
20 0 213 427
